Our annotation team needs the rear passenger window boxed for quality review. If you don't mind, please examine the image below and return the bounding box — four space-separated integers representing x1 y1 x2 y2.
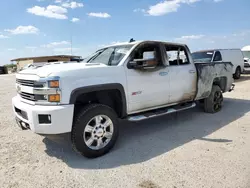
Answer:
165 45 189 66
213 51 222 61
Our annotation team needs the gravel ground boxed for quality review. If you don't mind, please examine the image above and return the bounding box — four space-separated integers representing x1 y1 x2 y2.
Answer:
0 74 250 188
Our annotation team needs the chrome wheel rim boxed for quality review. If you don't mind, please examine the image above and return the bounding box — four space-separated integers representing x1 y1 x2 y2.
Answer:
83 115 114 150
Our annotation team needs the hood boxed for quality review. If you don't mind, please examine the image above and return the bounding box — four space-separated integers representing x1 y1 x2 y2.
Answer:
18 62 107 77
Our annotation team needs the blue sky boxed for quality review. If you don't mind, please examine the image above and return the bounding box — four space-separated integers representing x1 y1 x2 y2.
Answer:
0 0 250 65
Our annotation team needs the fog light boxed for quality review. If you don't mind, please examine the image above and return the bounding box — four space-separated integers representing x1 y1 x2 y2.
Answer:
38 115 51 124
48 94 60 102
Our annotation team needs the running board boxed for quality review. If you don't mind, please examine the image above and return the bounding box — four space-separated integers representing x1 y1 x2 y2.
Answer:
127 102 196 122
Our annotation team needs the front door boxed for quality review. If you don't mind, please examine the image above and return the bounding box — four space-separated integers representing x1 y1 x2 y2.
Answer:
125 42 170 114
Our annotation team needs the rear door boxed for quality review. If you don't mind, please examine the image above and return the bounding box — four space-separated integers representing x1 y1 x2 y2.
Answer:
163 44 197 104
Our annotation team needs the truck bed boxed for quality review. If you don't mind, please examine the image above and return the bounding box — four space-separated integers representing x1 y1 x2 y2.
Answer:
194 62 234 100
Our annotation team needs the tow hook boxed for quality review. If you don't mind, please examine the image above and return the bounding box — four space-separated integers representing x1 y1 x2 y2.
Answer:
229 84 235 92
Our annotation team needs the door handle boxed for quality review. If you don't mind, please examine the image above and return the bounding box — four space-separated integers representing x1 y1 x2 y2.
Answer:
189 70 195 74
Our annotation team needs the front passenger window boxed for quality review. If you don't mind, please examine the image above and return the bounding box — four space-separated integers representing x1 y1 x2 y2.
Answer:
132 43 163 68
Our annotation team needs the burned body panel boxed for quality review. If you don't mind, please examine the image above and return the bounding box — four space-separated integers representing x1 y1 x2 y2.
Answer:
194 62 233 100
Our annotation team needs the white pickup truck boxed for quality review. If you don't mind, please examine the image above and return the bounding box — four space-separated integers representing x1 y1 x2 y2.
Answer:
12 40 234 158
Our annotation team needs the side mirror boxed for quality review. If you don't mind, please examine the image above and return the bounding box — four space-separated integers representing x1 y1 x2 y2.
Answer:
128 51 157 69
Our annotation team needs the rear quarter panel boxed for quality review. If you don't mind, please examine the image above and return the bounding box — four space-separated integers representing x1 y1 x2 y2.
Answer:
195 62 233 100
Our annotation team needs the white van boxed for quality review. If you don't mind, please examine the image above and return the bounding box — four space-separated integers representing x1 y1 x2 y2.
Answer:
192 49 244 79
242 46 250 71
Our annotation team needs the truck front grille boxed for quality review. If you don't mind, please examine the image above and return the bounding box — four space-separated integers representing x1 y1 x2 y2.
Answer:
16 79 35 87
19 92 36 101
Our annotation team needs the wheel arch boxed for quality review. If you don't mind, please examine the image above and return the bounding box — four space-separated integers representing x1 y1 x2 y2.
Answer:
70 83 127 118
213 76 227 92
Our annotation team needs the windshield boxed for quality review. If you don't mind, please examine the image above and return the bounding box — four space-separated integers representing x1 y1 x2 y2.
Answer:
192 51 214 63
83 45 133 66
242 51 250 59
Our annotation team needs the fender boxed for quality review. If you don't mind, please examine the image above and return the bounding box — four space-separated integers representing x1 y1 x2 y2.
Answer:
69 83 127 117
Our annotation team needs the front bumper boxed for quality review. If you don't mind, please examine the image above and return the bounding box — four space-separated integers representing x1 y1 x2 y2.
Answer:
12 96 74 134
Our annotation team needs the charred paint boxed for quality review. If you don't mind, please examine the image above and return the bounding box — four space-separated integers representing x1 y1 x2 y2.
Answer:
194 62 233 100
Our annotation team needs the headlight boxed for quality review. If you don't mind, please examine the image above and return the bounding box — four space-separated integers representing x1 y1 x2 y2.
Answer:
48 80 60 88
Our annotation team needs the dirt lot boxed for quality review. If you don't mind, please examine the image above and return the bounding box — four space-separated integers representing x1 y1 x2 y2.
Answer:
0 74 250 188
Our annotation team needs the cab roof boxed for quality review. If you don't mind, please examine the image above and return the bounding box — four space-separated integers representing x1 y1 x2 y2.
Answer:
104 40 187 48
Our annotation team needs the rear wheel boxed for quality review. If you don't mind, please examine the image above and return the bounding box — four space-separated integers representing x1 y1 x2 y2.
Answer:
204 85 223 113
71 104 119 158
233 67 241 79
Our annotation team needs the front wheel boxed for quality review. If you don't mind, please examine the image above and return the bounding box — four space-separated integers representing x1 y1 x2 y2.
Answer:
204 85 223 113
71 104 119 158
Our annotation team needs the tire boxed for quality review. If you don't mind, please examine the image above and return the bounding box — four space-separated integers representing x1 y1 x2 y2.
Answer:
204 85 223 113
71 104 119 158
233 67 241 79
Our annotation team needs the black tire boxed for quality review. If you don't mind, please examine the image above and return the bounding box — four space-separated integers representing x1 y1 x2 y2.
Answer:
233 67 241 79
71 104 119 158
204 85 223 113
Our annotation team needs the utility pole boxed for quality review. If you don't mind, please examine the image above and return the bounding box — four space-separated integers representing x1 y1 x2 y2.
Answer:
69 20 73 55
70 33 73 55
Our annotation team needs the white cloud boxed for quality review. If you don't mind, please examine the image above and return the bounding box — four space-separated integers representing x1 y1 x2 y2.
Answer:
27 5 68 19
25 46 37 49
147 0 200 16
0 34 9 39
5 26 39 35
42 41 70 48
214 0 223 2
87 12 111 18
55 0 62 3
71 17 80 22
7 48 16 51
177 34 205 40
62 1 83 9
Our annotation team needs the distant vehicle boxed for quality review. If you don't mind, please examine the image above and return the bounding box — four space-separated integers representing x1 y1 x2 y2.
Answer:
192 49 244 79
0 66 7 74
12 40 234 158
241 46 250 71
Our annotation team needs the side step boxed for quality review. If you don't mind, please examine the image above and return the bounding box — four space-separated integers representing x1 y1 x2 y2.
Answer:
127 102 196 122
